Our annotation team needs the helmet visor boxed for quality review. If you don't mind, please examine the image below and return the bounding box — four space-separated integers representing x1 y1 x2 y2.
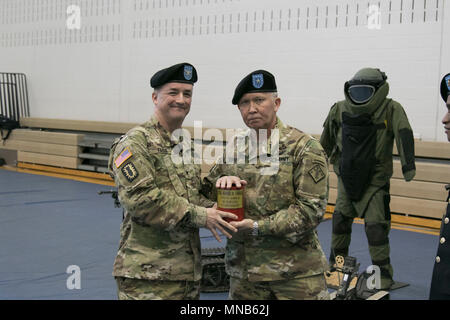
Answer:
348 85 376 104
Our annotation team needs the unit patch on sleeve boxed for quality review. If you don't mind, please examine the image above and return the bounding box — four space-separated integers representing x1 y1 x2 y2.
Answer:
308 164 326 184
121 162 139 183
115 148 133 168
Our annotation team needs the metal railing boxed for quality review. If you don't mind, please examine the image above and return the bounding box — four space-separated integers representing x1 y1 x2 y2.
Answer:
0 73 29 122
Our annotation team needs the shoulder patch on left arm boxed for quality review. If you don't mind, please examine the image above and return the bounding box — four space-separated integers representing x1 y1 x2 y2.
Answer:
115 148 133 168
121 162 139 182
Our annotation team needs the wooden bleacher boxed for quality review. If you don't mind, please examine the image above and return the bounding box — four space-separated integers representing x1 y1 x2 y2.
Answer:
0 128 84 169
19 117 139 134
1 117 448 230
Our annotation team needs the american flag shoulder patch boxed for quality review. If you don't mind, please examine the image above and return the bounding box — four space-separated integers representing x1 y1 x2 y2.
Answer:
114 148 133 168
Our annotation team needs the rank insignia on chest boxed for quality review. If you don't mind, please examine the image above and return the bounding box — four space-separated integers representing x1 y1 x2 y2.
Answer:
121 162 139 182
308 164 325 183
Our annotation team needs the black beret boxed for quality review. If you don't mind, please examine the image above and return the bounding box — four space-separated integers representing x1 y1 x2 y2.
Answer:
440 73 450 103
232 70 277 105
150 63 198 88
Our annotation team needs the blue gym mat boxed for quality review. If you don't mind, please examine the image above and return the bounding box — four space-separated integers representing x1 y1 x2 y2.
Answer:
0 170 439 300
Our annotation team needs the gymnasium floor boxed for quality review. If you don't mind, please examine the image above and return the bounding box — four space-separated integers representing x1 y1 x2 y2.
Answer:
0 169 440 300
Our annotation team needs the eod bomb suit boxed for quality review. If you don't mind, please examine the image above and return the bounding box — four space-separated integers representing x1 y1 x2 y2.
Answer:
320 68 415 290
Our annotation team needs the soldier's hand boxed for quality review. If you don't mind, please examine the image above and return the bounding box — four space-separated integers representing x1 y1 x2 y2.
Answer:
230 219 254 231
206 208 238 242
216 176 247 189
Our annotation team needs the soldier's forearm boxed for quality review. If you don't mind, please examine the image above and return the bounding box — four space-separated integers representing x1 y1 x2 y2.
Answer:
119 186 208 230
195 191 216 208
257 201 323 242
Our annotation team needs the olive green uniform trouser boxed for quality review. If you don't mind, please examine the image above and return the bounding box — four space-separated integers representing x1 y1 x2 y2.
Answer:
330 181 394 290
115 277 200 300
229 274 330 300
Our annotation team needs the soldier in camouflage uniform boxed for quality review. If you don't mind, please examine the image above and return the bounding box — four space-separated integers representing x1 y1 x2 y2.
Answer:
201 70 330 300
109 63 237 300
320 68 416 290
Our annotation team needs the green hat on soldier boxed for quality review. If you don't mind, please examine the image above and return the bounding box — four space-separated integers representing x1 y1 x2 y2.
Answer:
150 62 198 88
345 68 388 105
440 73 450 103
232 70 277 105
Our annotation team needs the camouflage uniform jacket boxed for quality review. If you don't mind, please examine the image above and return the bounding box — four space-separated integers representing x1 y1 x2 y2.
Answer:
202 118 329 282
108 115 214 281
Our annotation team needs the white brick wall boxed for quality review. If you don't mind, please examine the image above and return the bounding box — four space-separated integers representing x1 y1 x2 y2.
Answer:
0 0 449 141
